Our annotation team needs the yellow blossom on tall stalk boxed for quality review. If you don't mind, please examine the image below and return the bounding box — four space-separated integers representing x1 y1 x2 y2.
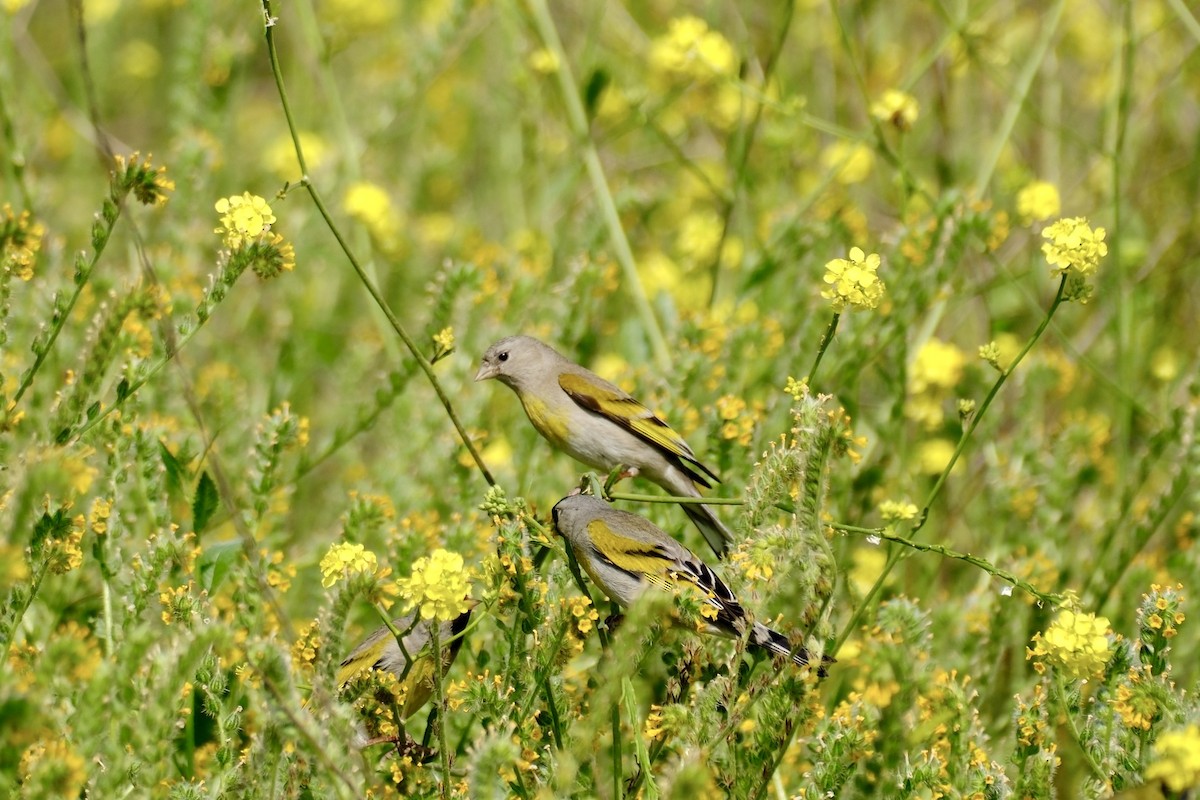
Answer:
1016 180 1060 224
319 542 378 588
396 549 472 622
1145 724 1200 792
1041 216 1107 276
2 204 46 280
821 247 886 311
870 89 919 131
1028 609 1112 680
215 193 277 250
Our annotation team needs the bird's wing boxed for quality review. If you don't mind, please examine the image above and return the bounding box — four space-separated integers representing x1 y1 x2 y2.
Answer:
559 371 719 487
586 518 745 633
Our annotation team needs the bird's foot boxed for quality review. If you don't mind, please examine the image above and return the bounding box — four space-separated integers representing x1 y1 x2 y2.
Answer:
604 464 638 493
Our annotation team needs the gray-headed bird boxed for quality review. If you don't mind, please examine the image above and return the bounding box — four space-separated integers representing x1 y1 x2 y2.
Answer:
551 493 829 674
476 335 733 558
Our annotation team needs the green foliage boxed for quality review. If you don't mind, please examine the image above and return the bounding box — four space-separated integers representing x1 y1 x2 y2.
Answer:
2 0 1200 798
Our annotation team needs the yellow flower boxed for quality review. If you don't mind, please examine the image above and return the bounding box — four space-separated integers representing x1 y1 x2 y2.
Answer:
821 246 886 311
879 500 918 522
214 192 277 250
18 739 86 797
911 339 966 394
649 15 737 81
1041 216 1107 276
1145 724 1200 792
114 152 174 206
820 141 874 184
527 48 559 74
343 181 401 251
870 89 919 131
319 542 378 588
1028 609 1112 680
916 438 956 475
1016 180 1060 224
396 549 472 622
1 203 46 280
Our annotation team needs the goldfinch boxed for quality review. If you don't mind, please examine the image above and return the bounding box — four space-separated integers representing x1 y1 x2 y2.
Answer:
337 606 473 721
551 494 828 673
475 335 734 558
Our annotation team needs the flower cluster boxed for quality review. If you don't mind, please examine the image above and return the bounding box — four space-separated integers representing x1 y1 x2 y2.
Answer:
879 500 919 522
649 16 736 82
396 548 473 621
1027 609 1112 680
1016 180 1060 224
214 192 295 277
319 542 379 588
1 204 46 280
1137 582 1186 675
870 89 919 131
1041 216 1107 277
113 152 175 206
1145 724 1200 793
821 247 886 312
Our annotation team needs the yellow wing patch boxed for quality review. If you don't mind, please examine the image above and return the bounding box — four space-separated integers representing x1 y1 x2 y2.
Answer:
560 373 718 486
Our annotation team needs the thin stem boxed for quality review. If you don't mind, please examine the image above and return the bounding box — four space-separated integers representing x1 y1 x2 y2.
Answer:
1111 0 1134 496
833 523 1063 606
524 0 670 372
974 0 1066 191
914 276 1068 534
707 0 796 307
1053 674 1109 785
429 622 453 800
608 491 745 506
836 276 1069 650
805 313 841 387
260 0 495 487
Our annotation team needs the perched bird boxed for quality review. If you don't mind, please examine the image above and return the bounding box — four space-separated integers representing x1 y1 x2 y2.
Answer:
551 494 829 674
337 606 474 722
475 334 733 558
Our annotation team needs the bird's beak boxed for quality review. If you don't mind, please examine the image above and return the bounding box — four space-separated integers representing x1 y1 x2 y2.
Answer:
474 362 497 382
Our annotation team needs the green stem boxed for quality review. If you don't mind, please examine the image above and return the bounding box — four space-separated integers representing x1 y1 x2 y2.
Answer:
707 0 796 307
914 276 1068 534
6 191 124 421
805 313 841 387
607 491 745 506
0 561 50 666
836 276 1069 651
974 0 1066 192
1053 673 1109 785
429 622 453 800
1111 0 1134 498
260 0 495 487
524 0 670 372
833 523 1063 606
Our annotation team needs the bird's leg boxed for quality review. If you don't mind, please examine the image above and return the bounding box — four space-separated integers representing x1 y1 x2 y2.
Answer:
603 463 638 494
602 612 626 634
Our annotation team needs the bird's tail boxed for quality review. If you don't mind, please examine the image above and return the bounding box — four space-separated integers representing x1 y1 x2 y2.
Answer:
750 622 835 677
681 500 734 560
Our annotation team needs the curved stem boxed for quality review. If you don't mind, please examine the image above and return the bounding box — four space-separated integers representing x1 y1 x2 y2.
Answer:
260 0 494 487
836 276 1069 651
524 0 670 372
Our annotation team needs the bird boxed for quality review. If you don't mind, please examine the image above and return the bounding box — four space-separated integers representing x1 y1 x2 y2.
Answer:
475 334 734 558
551 493 829 674
336 606 474 724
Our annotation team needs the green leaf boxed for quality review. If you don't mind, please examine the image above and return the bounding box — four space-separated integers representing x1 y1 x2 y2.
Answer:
159 440 188 501
116 378 131 403
583 67 610 121
192 471 219 534
196 540 240 594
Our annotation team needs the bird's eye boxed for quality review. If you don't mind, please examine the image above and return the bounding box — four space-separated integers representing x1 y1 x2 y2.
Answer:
497 351 509 362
